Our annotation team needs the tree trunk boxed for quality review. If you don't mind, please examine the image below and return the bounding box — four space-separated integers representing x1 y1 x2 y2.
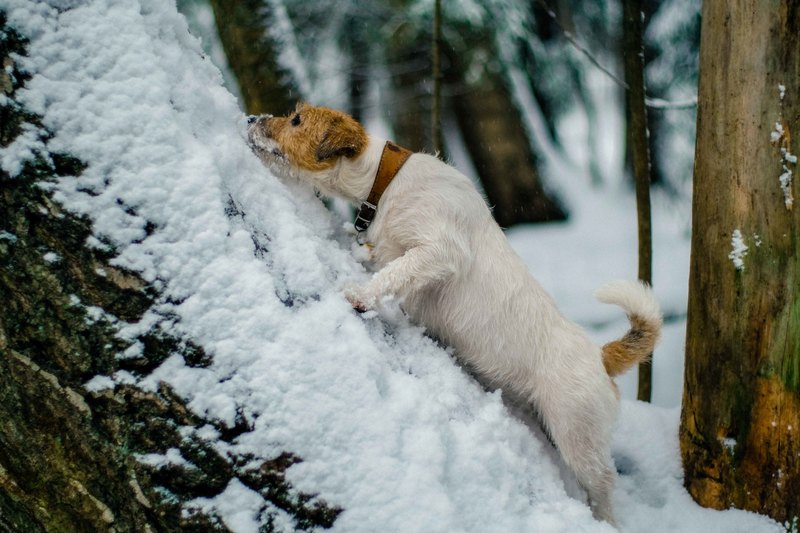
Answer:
452 71 567 226
622 0 654 402
680 0 800 523
345 16 368 123
386 21 433 153
209 0 296 115
0 15 338 530
445 19 566 227
1 23 216 531
430 0 443 155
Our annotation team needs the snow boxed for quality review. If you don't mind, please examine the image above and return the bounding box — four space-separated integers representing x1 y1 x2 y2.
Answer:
1 120 48 176
0 230 18 243
138 447 191 469
42 251 60 263
771 121 785 143
0 0 782 532
780 166 794 209
773 85 796 208
84 374 115 393
728 229 749 272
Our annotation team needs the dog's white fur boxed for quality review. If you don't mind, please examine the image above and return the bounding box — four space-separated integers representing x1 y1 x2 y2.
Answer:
248 108 662 526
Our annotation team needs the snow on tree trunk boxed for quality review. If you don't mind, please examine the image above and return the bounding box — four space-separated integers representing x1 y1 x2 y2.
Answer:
0 11 338 531
680 0 800 524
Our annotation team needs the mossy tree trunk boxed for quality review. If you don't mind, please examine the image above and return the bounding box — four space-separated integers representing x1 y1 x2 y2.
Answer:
680 0 800 524
0 20 219 531
0 14 338 531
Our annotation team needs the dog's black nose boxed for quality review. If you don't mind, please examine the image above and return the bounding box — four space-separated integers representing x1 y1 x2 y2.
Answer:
247 115 258 124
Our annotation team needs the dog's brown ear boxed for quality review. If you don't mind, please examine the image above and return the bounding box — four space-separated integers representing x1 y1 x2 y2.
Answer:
316 118 367 161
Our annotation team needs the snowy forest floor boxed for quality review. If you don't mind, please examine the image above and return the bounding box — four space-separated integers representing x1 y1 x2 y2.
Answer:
0 0 786 531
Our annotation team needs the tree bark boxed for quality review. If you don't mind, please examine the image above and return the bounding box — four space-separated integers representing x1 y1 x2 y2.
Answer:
0 15 338 530
622 0 654 402
345 16 368 123
680 0 800 523
209 0 295 115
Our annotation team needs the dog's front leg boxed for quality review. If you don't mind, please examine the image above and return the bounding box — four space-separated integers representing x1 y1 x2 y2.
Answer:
346 238 467 311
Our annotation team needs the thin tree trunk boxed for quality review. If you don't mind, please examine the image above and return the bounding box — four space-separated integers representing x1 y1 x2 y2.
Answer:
680 0 800 522
622 0 653 402
345 16 368 123
431 0 443 155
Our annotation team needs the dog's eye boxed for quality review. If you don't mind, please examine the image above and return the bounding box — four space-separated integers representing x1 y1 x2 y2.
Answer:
291 113 301 126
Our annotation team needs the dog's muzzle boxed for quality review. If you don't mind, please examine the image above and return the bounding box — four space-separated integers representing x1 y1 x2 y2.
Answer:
247 113 274 126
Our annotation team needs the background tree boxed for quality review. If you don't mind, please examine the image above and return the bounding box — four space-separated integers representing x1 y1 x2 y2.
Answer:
208 0 297 115
622 0 653 402
680 0 799 523
643 0 700 196
431 0 443 154
209 0 568 226
445 11 567 226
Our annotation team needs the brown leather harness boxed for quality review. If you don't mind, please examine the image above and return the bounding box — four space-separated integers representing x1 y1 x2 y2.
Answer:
354 141 412 234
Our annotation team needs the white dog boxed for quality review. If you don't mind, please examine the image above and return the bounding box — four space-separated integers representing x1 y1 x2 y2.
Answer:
248 104 662 526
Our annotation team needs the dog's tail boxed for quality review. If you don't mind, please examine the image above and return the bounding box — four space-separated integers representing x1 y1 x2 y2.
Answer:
594 280 662 377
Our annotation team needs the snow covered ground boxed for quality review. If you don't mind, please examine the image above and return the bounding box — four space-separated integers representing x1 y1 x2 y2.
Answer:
1 0 783 531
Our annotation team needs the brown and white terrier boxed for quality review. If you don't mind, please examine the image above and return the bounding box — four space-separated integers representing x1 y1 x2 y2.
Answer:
247 103 662 527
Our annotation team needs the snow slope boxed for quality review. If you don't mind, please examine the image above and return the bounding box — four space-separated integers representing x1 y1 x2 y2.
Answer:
1 1 781 531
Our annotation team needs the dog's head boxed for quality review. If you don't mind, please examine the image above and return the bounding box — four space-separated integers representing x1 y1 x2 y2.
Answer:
247 103 368 187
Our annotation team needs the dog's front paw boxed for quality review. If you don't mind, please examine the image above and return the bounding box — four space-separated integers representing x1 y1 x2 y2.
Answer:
344 286 374 313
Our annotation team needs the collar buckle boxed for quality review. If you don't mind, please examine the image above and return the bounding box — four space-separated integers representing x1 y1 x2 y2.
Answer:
354 201 377 233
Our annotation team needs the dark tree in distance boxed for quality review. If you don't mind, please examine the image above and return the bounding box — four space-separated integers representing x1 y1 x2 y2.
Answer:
211 0 568 226
622 0 654 402
209 0 296 115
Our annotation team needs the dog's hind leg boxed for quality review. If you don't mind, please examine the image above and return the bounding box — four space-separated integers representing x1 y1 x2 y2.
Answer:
537 389 619 527
571 443 617 526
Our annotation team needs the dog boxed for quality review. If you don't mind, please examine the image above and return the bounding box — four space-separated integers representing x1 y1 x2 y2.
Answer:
247 103 662 526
